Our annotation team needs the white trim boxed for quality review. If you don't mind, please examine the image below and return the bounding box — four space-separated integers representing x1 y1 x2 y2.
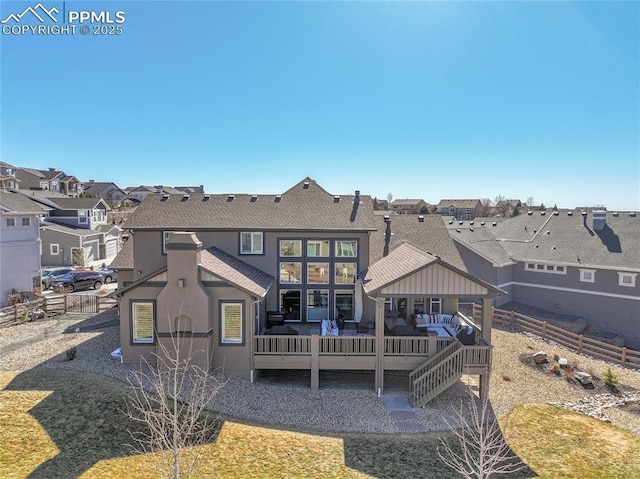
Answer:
498 281 640 301
579 268 596 283
618 272 637 288
50 243 60 255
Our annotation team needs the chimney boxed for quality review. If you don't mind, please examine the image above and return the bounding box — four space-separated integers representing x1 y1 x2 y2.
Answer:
593 210 607 231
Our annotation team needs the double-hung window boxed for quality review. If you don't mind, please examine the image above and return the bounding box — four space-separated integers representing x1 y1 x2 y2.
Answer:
6 218 15 227
241 232 263 254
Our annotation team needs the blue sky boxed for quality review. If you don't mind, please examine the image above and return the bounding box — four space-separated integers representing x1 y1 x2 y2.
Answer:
1 1 639 210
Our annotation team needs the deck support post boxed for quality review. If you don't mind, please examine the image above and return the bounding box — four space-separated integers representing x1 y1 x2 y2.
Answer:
374 298 385 394
310 333 319 391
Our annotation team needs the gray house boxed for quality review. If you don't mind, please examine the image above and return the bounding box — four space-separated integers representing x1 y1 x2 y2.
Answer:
82 181 127 207
448 209 640 348
11 191 122 268
15 167 82 197
0 190 48 305
436 199 483 220
112 178 501 404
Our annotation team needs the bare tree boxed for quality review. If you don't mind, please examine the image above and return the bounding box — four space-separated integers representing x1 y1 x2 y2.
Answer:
479 198 492 217
125 330 225 479
437 392 527 479
386 192 393 204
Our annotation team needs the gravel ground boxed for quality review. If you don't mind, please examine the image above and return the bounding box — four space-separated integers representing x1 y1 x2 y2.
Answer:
1 312 639 435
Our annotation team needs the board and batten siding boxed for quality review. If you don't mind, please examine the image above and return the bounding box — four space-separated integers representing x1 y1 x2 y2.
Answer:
379 263 489 297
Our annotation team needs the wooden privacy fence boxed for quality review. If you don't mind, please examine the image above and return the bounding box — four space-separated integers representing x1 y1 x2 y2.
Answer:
471 304 640 369
0 294 117 326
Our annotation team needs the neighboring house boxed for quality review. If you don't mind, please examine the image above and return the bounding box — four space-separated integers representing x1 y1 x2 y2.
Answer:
125 185 190 203
12 191 121 268
0 162 20 190
174 185 205 194
389 198 431 215
82 181 127 207
0 190 49 305
111 178 501 404
436 199 483 220
40 221 122 268
488 199 522 218
448 209 640 348
15 167 82 197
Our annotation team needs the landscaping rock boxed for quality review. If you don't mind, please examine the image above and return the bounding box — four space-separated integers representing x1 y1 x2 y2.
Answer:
574 371 594 388
533 351 548 365
559 358 572 368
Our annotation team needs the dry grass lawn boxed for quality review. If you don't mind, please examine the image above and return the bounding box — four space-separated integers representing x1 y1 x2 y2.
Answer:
1 369 639 478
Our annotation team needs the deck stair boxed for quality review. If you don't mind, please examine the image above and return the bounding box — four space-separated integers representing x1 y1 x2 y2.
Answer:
409 340 465 408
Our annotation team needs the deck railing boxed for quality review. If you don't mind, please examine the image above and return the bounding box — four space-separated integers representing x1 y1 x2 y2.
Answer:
319 336 375 355
410 343 465 408
254 335 376 355
472 304 640 369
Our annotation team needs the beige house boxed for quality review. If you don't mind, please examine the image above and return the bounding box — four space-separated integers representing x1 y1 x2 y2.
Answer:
436 199 483 220
112 178 501 405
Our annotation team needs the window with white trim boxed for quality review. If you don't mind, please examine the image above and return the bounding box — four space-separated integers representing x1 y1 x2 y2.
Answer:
579 269 596 283
22 217 31 226
280 262 302 284
50 244 60 255
241 232 263 254
525 262 566 275
618 273 637 288
220 302 243 344
6 218 15 226
132 301 154 344
78 210 88 223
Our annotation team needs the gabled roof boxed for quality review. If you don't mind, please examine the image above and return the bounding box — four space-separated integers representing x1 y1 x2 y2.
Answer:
124 177 377 231
45 197 110 210
82 182 122 195
114 245 274 298
200 247 274 298
0 190 49 214
362 243 502 297
40 220 102 237
436 199 481 208
391 198 428 206
109 238 133 269
362 243 438 293
369 214 467 271
452 209 640 271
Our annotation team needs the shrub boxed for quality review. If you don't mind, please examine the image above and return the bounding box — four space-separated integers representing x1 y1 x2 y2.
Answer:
66 346 77 361
553 353 560 362
603 367 618 391
551 364 561 376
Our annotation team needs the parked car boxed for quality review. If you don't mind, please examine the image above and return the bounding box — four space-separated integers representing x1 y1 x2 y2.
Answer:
97 267 117 284
48 270 104 292
41 267 74 289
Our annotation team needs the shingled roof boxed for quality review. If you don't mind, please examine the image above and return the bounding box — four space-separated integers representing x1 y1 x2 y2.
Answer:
124 177 377 231
369 214 467 271
0 190 49 214
451 209 640 271
200 247 275 298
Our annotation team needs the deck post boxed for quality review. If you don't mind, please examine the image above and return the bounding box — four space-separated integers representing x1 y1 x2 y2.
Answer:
310 333 319 391
481 298 493 344
479 371 490 399
374 299 385 395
